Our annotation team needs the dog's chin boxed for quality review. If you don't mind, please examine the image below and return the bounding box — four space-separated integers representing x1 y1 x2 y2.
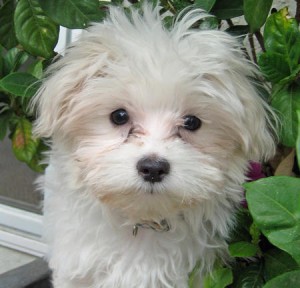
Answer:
95 184 205 223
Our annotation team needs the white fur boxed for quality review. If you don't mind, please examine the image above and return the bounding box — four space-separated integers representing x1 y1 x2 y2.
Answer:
33 4 276 288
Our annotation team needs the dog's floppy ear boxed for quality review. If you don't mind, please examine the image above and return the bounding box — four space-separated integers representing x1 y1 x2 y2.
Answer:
32 35 112 139
209 57 277 162
235 79 277 162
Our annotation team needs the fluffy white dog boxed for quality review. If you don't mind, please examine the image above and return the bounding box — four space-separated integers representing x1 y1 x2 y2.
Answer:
33 4 276 288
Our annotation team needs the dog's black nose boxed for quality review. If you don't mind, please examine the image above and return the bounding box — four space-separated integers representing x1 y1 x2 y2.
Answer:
137 157 170 183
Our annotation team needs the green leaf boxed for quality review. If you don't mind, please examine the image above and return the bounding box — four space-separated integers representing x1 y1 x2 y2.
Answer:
258 52 291 84
263 270 300 288
11 117 40 163
189 261 201 288
27 153 45 172
264 249 299 281
271 84 300 147
163 15 174 29
172 0 193 13
278 66 300 86
203 267 233 288
0 0 18 49
297 110 300 168
0 111 12 140
195 0 216 12
249 222 261 246
3 47 29 75
39 0 105 29
226 25 249 38
245 176 300 265
229 208 253 243
244 0 272 33
264 7 300 74
0 72 39 98
211 0 244 20
27 59 44 79
229 241 258 258
26 140 47 172
198 16 219 30
14 0 59 59
232 263 264 288
0 51 3 77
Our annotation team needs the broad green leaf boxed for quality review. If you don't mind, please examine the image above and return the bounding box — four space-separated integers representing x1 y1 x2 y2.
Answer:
2 47 29 75
244 0 272 33
211 0 244 20
297 110 300 168
263 270 300 288
246 176 300 265
0 0 18 49
258 52 291 84
264 8 300 74
278 66 300 86
14 0 59 59
195 0 216 12
39 0 105 29
26 140 47 172
264 249 299 281
271 84 300 147
27 60 44 79
228 241 258 258
12 117 40 163
259 8 300 84
0 72 39 99
232 263 264 288
203 267 233 288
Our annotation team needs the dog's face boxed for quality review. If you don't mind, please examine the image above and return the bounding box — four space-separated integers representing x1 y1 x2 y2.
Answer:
70 73 238 221
33 6 275 223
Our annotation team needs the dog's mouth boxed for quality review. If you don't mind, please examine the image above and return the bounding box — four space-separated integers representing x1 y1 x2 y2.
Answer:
132 219 171 236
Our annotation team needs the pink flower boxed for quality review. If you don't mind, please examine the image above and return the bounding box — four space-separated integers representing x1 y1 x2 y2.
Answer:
247 161 265 181
241 162 266 208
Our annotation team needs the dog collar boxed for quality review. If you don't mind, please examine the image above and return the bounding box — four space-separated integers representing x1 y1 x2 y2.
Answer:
133 219 170 236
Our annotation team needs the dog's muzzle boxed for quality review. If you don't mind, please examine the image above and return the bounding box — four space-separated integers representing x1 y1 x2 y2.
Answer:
133 219 171 236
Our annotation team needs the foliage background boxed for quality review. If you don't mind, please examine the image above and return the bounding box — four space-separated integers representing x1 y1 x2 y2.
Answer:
1 0 300 287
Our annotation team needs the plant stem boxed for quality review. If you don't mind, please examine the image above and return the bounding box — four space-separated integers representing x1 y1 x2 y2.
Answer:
226 19 234 27
295 0 300 23
254 31 265 52
248 33 257 64
160 0 176 14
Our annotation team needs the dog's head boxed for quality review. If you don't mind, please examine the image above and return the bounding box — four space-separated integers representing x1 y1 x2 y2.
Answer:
33 5 276 222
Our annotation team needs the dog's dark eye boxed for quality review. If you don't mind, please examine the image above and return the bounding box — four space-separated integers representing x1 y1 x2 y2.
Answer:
110 109 129 125
183 115 202 131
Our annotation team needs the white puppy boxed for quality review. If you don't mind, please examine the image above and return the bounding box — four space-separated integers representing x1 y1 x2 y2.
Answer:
33 4 275 288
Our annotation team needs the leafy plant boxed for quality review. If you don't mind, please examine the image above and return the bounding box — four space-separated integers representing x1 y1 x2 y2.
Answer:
1 0 300 287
